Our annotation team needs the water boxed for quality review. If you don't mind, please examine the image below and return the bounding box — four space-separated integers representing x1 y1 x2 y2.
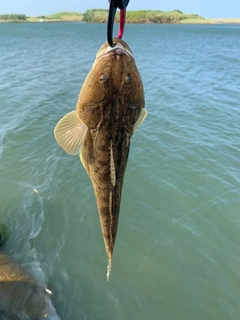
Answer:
0 22 240 319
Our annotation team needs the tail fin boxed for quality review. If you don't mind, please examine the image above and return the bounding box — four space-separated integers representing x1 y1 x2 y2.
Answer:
106 257 112 281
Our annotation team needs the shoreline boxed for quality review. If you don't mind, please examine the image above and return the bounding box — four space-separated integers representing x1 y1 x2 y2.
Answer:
209 18 240 23
1 11 240 24
1 19 240 24
1 13 240 25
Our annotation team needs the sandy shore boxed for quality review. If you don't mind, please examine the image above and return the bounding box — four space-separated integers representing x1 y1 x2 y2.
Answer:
210 18 240 23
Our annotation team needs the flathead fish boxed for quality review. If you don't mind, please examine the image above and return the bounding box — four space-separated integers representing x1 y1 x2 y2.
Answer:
54 38 147 280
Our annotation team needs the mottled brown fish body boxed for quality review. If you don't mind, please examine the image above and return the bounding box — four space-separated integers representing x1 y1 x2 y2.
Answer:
54 39 147 279
77 46 144 275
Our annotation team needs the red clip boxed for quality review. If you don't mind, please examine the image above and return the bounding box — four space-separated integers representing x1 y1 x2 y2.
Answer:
118 8 126 39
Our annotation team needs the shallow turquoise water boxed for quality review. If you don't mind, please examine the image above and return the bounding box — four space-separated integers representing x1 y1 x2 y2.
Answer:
0 22 240 319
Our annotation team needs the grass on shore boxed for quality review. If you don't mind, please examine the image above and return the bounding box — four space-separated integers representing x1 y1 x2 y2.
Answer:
0 14 27 22
83 9 208 23
27 12 83 22
0 12 83 23
0 11 240 24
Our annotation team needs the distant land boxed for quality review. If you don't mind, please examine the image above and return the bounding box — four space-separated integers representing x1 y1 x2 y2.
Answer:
0 10 240 24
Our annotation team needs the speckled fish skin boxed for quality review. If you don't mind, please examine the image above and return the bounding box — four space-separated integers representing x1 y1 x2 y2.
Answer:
54 38 147 280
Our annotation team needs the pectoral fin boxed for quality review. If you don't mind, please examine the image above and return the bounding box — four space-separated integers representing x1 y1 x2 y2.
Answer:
79 138 90 176
133 109 147 134
54 111 87 155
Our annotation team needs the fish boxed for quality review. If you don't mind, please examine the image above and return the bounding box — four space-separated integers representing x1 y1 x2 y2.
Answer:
54 38 147 280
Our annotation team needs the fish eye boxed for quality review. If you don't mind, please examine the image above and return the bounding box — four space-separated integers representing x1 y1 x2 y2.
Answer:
99 73 108 84
125 74 132 84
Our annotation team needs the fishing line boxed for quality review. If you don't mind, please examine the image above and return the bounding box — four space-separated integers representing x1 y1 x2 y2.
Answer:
129 189 233 288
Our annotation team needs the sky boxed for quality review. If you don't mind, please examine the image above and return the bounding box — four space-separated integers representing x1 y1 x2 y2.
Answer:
0 0 239 18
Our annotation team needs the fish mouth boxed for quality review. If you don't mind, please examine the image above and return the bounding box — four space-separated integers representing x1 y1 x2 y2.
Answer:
96 39 134 60
104 44 133 57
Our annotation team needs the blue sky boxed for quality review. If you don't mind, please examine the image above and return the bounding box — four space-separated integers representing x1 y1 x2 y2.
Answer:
0 0 239 18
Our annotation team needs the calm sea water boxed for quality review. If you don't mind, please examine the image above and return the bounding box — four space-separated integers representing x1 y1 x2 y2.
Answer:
0 22 240 320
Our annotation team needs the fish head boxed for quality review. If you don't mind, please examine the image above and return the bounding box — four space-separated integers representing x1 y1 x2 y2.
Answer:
76 38 145 136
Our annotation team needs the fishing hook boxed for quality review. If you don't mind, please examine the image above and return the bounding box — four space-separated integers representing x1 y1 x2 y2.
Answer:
107 0 129 47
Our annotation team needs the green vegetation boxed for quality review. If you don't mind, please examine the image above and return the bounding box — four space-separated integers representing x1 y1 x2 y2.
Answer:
0 12 83 23
83 9 109 23
146 10 205 23
49 11 82 17
0 14 27 22
125 10 155 23
83 9 208 24
28 12 83 22
45 12 82 20
1 10 238 24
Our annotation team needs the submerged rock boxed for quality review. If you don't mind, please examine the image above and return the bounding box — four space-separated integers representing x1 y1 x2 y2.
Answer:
0 244 57 319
